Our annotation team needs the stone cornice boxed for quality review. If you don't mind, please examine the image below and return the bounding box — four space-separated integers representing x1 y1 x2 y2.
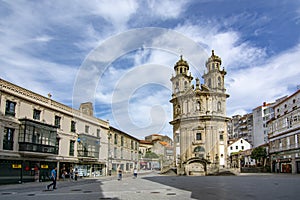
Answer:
0 78 109 128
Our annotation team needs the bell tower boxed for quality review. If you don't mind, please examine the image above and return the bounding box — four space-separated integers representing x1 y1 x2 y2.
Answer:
171 55 193 95
202 50 226 93
170 51 230 176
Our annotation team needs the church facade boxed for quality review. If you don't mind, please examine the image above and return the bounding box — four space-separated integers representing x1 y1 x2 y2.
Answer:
170 50 230 175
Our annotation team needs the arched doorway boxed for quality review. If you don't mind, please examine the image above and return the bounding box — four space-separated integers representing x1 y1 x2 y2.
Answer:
185 157 210 176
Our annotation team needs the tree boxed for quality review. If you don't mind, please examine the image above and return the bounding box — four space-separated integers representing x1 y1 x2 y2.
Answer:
251 146 267 166
144 151 159 159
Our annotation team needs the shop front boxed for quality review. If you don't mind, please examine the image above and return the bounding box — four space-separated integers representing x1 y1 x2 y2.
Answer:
0 159 56 184
75 156 106 178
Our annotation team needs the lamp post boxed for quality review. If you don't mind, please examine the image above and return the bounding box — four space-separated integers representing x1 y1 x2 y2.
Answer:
107 132 111 176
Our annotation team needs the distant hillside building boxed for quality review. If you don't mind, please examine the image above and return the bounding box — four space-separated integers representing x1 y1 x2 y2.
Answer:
145 134 173 146
170 51 230 175
139 134 173 170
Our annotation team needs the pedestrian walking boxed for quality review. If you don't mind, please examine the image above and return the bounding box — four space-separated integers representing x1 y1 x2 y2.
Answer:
133 168 137 178
117 168 122 181
69 167 74 181
74 168 78 181
61 165 66 181
46 167 57 190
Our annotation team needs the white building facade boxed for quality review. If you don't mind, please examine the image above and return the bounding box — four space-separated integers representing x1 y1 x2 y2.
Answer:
170 51 230 175
107 126 139 175
227 138 252 168
0 78 139 184
268 89 300 174
252 102 274 148
227 138 252 156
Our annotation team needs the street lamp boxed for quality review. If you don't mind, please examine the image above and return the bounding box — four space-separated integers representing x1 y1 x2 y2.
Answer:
107 132 111 176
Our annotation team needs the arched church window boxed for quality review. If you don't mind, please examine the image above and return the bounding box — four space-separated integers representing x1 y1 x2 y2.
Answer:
184 81 188 89
217 101 221 112
218 77 221 87
196 101 201 111
194 146 205 152
208 78 211 88
175 81 179 92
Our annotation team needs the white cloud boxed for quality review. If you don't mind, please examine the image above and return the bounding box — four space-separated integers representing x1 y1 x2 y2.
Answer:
32 35 53 43
170 21 300 118
87 0 138 31
1 0 299 140
147 0 189 19
227 43 300 116
174 22 267 70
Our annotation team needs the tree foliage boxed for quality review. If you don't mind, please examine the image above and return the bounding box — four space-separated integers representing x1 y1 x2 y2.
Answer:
144 151 159 158
251 146 267 162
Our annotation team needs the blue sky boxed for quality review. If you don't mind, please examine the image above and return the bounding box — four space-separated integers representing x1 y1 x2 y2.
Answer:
1 0 300 139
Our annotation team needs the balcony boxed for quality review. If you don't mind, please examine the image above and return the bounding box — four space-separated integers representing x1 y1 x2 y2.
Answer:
18 118 58 155
77 133 100 159
77 150 98 158
269 143 299 153
268 109 300 138
19 142 57 154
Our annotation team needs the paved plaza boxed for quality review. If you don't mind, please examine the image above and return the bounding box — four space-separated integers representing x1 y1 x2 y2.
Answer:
0 172 299 200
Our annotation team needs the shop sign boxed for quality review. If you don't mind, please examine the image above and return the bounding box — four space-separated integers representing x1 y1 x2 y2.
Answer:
12 164 22 168
41 164 48 169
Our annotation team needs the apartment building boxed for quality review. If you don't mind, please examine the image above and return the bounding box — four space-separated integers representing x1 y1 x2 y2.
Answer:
107 126 139 175
252 102 275 148
229 114 253 145
268 89 300 174
0 78 139 184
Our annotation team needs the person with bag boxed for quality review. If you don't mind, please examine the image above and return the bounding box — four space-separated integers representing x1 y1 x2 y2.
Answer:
47 167 57 190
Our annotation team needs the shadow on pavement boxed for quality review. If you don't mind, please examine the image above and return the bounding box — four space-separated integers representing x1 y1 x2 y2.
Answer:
142 174 300 200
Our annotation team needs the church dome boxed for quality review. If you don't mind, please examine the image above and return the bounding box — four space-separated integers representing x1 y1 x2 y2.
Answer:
206 50 221 65
174 55 189 70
